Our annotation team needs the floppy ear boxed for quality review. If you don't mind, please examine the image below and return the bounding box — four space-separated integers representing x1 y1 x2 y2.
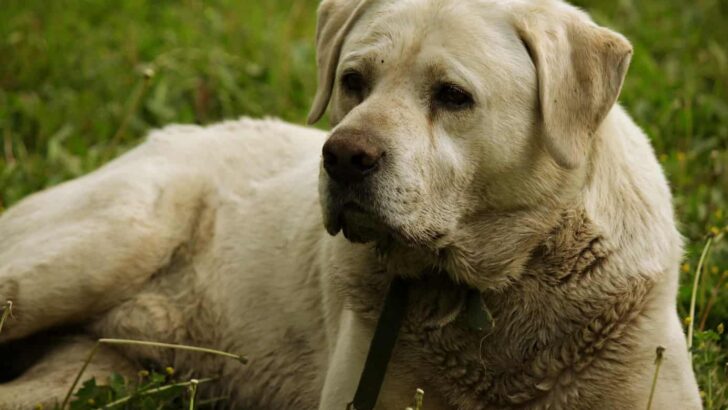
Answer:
515 8 633 169
307 0 373 125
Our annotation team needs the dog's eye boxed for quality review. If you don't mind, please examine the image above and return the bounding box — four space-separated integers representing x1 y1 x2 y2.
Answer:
341 71 366 95
434 84 474 110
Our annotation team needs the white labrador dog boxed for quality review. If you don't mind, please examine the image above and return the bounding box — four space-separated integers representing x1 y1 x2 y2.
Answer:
0 0 702 408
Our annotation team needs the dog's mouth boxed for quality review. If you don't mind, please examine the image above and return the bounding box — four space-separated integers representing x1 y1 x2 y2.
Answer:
320 174 393 243
320 176 434 247
334 202 391 243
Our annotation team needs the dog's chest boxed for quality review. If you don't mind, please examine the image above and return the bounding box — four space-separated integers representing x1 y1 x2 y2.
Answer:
397 283 539 410
342 274 525 409
340 266 649 410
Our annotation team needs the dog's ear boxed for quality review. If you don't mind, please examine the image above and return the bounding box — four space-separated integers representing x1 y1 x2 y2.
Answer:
514 6 632 169
307 0 373 125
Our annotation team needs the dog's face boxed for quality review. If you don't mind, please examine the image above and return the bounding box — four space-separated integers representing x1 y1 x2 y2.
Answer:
310 0 632 249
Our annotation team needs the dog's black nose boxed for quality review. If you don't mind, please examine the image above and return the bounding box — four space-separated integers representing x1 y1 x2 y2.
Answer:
322 131 384 185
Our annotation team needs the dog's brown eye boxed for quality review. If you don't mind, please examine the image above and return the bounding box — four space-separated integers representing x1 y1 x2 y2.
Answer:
435 84 474 110
341 71 366 95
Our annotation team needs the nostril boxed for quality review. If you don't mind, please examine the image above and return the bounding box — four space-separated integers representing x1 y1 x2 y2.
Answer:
322 149 337 167
351 153 376 171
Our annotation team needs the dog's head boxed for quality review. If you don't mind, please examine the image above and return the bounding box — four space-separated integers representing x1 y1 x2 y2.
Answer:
310 0 632 250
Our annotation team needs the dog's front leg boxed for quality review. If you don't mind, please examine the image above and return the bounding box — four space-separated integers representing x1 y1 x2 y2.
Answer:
319 309 373 410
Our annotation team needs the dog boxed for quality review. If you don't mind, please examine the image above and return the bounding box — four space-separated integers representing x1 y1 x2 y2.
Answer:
0 0 702 408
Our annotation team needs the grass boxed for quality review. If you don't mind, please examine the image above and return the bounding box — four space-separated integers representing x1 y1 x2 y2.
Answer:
51 338 245 410
60 338 247 409
0 0 726 407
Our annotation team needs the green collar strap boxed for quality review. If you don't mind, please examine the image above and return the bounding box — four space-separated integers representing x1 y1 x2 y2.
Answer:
348 276 409 410
347 276 493 410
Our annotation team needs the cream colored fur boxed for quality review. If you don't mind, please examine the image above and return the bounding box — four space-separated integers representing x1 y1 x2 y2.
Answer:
0 0 701 409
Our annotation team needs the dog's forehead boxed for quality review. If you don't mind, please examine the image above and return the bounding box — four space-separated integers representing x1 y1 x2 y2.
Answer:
338 0 528 95
341 0 518 68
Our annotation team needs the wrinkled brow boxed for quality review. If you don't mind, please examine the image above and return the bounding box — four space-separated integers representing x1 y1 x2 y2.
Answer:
422 56 482 97
339 50 378 72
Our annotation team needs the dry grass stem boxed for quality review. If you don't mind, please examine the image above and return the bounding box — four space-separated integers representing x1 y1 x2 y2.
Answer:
0 300 13 334
188 379 200 410
98 338 248 364
61 341 101 409
405 388 425 410
687 235 715 353
414 388 424 410
646 346 665 410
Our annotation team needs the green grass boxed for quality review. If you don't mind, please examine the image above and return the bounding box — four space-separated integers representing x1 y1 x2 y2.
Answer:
1 0 726 407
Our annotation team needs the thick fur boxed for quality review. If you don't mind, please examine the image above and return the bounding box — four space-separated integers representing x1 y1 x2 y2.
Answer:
0 0 700 409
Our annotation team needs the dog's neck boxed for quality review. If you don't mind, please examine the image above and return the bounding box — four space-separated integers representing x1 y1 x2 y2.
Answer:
373 195 568 291
442 202 566 290
389 206 656 408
